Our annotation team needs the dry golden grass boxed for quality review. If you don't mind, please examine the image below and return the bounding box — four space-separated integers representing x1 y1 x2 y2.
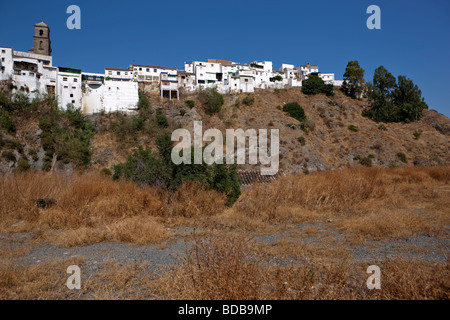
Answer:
0 235 448 300
0 166 448 247
0 172 226 246
229 166 450 242
0 256 86 300
153 236 450 300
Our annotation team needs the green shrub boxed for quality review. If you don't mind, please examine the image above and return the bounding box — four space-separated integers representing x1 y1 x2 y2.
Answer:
198 88 224 115
101 167 112 176
39 119 53 133
348 125 358 132
0 111 16 133
270 75 283 82
360 156 372 167
283 102 306 122
156 111 169 128
138 92 150 109
113 134 241 206
40 131 55 151
28 148 39 162
378 124 387 131
368 154 375 159
131 116 145 132
137 92 151 119
185 100 195 109
298 136 306 146
397 152 408 164
3 140 23 154
302 75 334 96
303 119 316 131
1 150 16 162
413 129 423 140
276 105 282 110
242 96 255 106
180 109 186 116
16 158 31 172
42 160 52 172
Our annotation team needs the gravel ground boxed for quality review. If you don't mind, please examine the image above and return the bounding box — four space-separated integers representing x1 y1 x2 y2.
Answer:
1 224 448 275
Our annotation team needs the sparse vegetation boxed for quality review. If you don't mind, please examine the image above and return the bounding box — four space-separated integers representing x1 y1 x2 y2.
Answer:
397 152 408 164
113 134 241 206
16 158 31 172
242 96 255 106
283 102 306 122
348 125 358 132
156 110 169 128
197 88 224 115
413 129 423 140
270 75 283 82
302 75 334 96
298 136 306 146
1 150 16 162
185 100 195 109
359 156 372 167
0 111 16 133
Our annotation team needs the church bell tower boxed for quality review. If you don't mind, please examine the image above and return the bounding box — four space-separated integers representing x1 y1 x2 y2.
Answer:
29 22 52 56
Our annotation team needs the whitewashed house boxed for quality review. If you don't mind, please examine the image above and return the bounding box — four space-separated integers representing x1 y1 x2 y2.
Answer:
56 67 82 110
177 71 196 92
105 67 133 81
160 72 179 100
82 71 139 114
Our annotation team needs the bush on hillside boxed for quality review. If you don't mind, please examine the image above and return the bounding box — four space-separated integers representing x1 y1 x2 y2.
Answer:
283 102 306 122
113 134 241 206
198 88 224 115
302 75 334 96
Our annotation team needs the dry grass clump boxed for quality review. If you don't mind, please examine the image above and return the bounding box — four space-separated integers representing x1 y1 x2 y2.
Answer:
368 257 450 300
234 166 450 219
156 236 266 300
0 166 448 246
80 260 156 300
0 256 86 300
154 236 449 300
336 209 433 239
1 237 448 300
0 171 227 246
168 182 226 218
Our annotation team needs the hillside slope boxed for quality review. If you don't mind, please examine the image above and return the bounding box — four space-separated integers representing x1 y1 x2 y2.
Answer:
1 87 449 174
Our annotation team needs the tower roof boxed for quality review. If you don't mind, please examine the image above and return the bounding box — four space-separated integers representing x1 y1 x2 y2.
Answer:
35 21 48 27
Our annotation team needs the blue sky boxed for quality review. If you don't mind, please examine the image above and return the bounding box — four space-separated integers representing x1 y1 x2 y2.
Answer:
1 0 449 117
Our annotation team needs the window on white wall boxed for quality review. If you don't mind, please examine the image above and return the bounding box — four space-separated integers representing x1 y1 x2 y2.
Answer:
63 77 68 81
